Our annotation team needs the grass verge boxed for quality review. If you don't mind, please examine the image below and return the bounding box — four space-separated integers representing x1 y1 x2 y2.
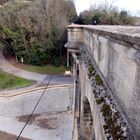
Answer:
22 64 69 74
0 69 33 89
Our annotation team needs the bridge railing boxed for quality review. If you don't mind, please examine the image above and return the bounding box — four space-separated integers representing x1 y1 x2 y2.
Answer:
65 24 140 139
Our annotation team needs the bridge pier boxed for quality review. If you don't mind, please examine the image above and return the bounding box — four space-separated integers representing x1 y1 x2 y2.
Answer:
79 96 95 140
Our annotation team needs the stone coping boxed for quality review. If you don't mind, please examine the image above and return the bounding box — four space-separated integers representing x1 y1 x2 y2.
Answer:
68 24 140 47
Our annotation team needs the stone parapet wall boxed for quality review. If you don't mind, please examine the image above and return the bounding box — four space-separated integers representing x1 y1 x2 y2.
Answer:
80 44 133 139
67 25 140 139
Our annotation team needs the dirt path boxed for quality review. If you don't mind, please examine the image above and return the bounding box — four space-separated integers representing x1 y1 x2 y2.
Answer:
0 51 47 82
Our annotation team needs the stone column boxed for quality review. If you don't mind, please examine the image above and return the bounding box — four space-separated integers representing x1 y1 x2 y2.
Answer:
67 51 69 67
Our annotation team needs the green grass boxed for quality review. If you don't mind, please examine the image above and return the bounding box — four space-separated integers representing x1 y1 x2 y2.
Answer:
0 70 33 89
22 64 69 74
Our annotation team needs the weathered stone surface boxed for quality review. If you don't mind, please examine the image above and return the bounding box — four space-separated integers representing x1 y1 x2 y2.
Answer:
68 25 140 47
66 25 140 139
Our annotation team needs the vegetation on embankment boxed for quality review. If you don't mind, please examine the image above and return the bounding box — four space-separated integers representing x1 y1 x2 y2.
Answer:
22 64 69 74
0 69 33 89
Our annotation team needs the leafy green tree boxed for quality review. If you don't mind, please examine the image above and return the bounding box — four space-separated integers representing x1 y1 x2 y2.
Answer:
75 2 134 25
0 0 77 66
3 27 30 62
92 13 101 25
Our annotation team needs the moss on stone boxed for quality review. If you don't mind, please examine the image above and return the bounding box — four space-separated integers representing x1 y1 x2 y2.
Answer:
86 60 126 139
88 64 96 79
111 125 125 140
114 111 120 118
95 74 103 86
88 71 96 79
101 103 126 139
96 97 105 104
88 64 95 74
106 116 114 125
101 103 112 117
103 124 109 132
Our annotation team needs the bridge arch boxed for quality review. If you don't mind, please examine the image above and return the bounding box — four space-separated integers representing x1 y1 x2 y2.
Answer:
80 96 95 140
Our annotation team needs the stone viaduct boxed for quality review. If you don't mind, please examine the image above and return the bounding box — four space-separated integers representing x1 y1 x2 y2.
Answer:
65 25 140 140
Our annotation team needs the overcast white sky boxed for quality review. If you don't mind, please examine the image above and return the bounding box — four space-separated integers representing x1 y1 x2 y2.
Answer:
74 0 140 16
